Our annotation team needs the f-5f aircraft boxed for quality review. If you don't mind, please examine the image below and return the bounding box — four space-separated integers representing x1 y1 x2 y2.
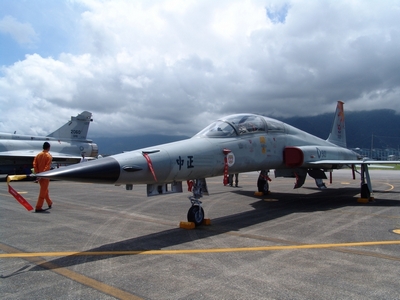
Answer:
38 102 399 225
0 111 98 175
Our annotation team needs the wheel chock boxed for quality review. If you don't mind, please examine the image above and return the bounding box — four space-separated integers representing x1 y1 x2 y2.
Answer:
179 221 195 229
357 198 369 203
254 191 264 196
202 218 211 226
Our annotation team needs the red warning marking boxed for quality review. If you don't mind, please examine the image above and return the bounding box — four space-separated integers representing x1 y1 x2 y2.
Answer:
142 153 158 182
223 148 231 185
8 184 34 211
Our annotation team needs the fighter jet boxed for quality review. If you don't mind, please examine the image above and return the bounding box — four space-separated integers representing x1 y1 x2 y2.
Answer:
37 102 400 225
0 111 98 175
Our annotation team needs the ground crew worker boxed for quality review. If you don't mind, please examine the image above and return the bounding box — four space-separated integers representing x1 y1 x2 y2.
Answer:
33 142 53 212
229 173 239 187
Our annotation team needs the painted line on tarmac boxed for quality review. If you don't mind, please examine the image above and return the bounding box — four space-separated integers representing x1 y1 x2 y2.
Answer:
0 243 143 300
1 240 400 258
384 183 395 192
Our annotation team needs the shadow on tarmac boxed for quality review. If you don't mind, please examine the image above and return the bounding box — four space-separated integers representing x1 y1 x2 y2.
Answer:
30 186 400 272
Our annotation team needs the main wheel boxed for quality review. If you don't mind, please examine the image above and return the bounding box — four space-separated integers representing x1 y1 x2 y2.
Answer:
257 178 269 195
187 205 205 226
361 183 370 199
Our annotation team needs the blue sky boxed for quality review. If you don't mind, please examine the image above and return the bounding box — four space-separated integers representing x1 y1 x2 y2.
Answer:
0 1 82 65
1 0 400 138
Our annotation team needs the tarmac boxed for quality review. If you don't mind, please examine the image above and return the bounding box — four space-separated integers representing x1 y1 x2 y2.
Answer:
1 169 400 300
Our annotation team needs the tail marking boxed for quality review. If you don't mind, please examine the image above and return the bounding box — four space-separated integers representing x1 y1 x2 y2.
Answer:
47 111 93 141
327 101 347 148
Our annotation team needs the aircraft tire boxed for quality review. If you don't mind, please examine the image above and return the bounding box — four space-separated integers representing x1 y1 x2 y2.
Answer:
257 178 269 195
361 183 370 199
187 205 204 226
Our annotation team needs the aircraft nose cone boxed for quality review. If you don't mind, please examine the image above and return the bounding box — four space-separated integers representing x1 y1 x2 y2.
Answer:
37 157 121 184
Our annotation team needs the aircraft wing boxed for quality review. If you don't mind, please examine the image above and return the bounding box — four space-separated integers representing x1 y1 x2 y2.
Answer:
0 150 39 158
308 160 400 165
0 150 82 160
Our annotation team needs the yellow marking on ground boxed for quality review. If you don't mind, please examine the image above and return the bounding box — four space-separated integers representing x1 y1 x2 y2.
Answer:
2 241 400 258
393 229 400 235
1 191 29 197
384 183 395 192
0 243 143 300
341 182 350 185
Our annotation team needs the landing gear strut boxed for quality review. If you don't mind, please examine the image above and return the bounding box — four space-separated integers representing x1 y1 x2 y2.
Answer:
257 170 270 195
360 163 372 200
187 179 208 226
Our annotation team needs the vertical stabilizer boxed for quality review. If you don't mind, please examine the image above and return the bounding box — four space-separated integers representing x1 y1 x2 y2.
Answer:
47 111 93 140
327 101 347 148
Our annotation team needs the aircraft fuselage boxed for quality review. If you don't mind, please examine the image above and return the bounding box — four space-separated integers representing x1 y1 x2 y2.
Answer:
37 115 357 185
35 104 399 226
0 111 97 175
0 134 98 174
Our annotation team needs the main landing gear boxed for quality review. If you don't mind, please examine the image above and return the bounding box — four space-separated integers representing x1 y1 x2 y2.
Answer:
360 163 373 200
187 179 208 226
257 170 271 195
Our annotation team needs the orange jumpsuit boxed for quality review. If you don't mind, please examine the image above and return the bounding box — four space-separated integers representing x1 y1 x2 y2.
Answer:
33 150 53 209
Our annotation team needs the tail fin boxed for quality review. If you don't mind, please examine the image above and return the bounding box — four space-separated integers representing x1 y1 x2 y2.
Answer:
327 101 347 148
47 111 93 140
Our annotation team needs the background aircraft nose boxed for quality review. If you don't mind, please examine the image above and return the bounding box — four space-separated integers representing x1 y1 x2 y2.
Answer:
37 157 121 183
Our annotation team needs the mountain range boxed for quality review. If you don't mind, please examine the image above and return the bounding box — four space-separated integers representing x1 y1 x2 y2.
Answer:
93 110 400 156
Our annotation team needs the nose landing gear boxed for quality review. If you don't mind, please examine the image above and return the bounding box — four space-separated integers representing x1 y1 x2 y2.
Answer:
187 178 208 226
187 199 205 226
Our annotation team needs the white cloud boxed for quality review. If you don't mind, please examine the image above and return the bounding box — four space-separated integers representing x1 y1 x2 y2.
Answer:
0 16 38 46
1 0 400 138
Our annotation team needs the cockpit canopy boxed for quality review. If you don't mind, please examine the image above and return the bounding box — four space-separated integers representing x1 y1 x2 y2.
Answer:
194 114 277 138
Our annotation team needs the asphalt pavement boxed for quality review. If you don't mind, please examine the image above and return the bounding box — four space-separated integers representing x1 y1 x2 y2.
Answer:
1 170 400 300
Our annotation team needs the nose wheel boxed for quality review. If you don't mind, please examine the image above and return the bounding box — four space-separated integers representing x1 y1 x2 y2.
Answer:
187 178 208 226
187 203 204 226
